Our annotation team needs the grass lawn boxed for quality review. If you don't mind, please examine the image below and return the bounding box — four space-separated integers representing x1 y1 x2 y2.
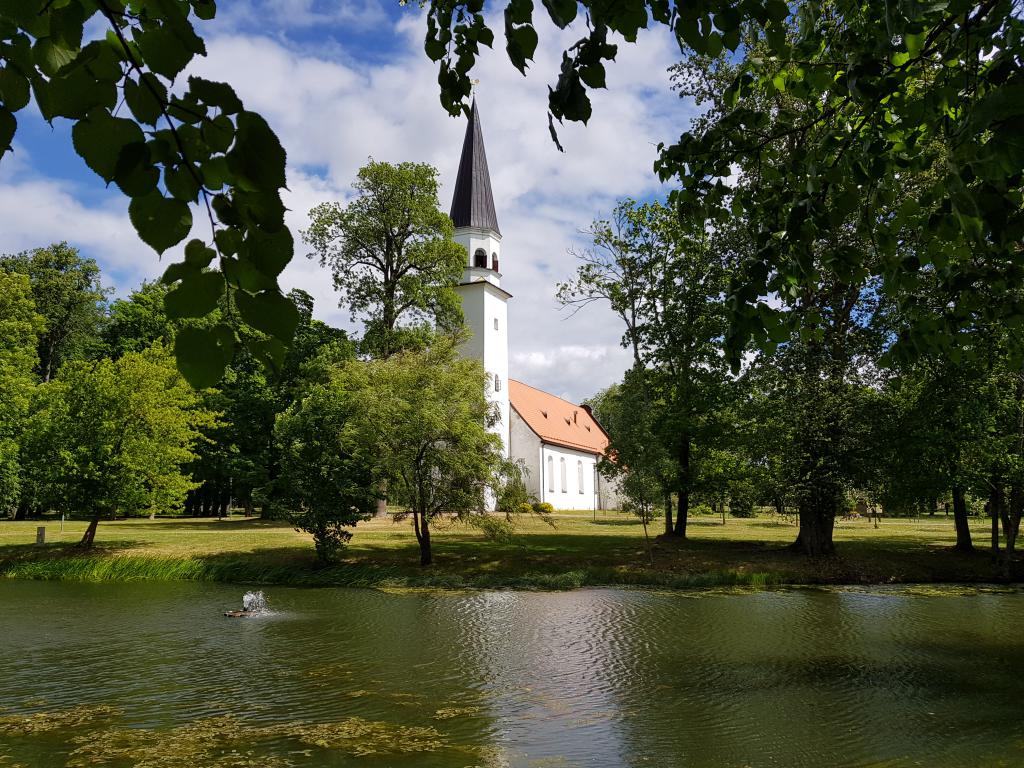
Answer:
0 511 1017 589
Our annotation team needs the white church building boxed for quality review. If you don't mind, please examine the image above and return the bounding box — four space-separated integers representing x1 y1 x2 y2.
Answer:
449 101 620 511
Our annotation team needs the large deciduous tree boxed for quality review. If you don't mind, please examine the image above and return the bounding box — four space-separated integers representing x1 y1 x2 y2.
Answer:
560 199 731 538
1 243 107 382
340 341 503 566
25 345 212 546
422 0 1023 367
304 160 466 358
0 272 43 516
273 373 375 563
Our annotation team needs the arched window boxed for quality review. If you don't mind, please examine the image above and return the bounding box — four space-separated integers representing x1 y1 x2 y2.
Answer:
492 252 499 271
494 374 501 392
547 455 554 492
560 457 567 493
578 460 585 494
474 248 487 268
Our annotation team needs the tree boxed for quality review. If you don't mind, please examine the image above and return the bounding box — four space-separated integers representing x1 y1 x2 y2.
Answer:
560 200 732 538
422 0 1023 367
273 375 375 563
340 341 503 566
25 345 213 546
1 2 297 387
1 243 107 381
304 160 466 358
102 281 173 358
0 272 43 516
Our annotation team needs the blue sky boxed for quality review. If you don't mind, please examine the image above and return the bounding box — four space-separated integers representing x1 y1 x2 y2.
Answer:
0 0 698 402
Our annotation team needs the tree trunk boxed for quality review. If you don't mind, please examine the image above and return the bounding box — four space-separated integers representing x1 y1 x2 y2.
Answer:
13 502 27 521
663 492 673 536
413 511 432 566
1002 484 1022 579
79 516 99 548
791 481 837 555
951 485 973 552
990 484 1003 559
672 435 690 538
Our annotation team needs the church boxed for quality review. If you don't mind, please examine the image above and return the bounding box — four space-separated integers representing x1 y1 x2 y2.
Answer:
448 101 620 512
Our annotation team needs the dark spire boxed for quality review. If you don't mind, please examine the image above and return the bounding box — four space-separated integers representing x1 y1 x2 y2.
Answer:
449 99 500 235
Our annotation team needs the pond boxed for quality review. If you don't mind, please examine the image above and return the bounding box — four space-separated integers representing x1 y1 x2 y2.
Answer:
0 581 1022 767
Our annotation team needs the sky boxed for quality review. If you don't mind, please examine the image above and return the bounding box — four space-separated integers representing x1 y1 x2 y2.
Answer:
0 0 700 403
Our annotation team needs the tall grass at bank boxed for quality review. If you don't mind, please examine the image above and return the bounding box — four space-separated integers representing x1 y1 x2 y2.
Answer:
0 552 785 591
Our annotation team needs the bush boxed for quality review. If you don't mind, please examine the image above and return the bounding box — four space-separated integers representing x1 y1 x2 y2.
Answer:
532 501 555 515
470 514 515 544
516 502 534 515
691 503 713 516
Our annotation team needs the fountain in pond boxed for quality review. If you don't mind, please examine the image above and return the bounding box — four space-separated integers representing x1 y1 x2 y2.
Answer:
224 590 268 618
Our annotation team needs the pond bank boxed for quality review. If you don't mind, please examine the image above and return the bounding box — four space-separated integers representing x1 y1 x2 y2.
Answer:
0 514 1018 590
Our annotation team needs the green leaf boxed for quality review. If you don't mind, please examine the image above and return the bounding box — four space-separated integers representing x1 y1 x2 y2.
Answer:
47 66 117 119
0 66 31 111
0 107 14 154
235 289 300 342
33 37 77 76
174 324 234 388
201 114 234 153
164 271 224 318
113 142 160 197
540 0 576 28
133 25 193 79
246 226 292 278
71 111 145 182
185 238 217 267
227 111 286 192
164 163 202 202
123 74 167 125
221 255 275 292
244 336 287 372
129 192 193 254
187 76 242 113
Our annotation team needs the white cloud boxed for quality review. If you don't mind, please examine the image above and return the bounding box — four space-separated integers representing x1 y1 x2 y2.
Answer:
0 0 699 402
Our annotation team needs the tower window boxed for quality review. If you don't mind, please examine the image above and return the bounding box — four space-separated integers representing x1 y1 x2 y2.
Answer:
493 318 499 330
492 253 499 271
560 457 567 493
578 460 584 494
494 375 501 392
474 248 487 268
547 455 554 492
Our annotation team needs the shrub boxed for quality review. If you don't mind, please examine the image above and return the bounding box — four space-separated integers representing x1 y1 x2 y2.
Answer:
532 501 555 515
470 514 515 544
516 502 534 515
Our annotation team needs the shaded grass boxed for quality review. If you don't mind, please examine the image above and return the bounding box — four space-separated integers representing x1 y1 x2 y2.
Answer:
0 512 1017 590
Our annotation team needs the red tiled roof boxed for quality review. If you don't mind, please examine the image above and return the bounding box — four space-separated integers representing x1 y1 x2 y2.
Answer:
509 379 610 455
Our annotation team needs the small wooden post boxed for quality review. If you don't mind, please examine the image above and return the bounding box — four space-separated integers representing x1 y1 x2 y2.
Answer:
35 526 45 545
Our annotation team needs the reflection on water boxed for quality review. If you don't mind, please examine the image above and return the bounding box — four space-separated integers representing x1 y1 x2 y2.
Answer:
0 582 1022 767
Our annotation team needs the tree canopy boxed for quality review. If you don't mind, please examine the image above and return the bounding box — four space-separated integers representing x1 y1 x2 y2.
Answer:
423 0 1023 365
1 1 297 387
304 160 466 358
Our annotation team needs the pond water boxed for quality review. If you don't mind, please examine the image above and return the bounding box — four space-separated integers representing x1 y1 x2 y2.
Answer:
1 581 1022 767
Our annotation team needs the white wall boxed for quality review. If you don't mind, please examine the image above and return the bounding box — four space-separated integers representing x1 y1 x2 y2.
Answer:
510 409 621 511
455 280 510 460
510 407 542 499
539 443 601 511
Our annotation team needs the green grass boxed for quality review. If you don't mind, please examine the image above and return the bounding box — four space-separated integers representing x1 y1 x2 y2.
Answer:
0 511 1016 590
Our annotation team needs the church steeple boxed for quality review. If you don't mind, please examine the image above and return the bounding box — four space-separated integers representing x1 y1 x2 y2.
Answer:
450 99 500 236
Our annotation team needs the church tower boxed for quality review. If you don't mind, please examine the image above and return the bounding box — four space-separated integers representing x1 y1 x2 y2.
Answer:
450 100 511 459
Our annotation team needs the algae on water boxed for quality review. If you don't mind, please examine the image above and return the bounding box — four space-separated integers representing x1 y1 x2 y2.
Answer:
0 705 120 736
63 714 450 767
